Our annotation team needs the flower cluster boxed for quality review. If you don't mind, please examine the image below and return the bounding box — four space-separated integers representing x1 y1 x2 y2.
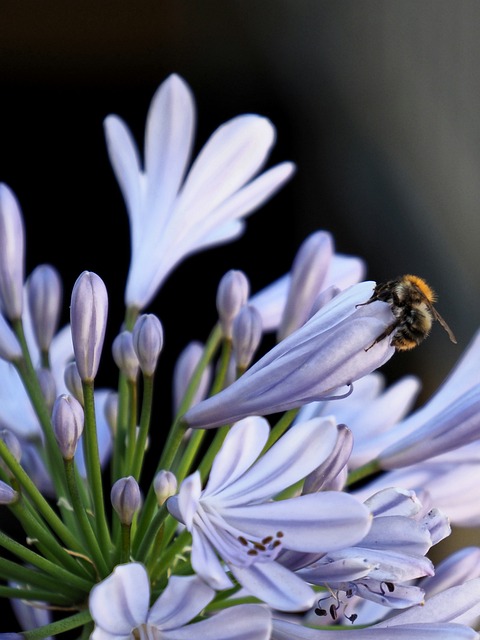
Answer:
0 74 479 640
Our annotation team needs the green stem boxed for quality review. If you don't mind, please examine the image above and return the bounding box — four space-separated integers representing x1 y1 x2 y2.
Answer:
150 528 191 587
131 373 154 481
134 505 168 562
22 610 92 640
123 378 138 473
81 380 112 557
346 459 382 486
119 522 131 564
64 459 110 578
262 409 299 452
0 584 71 605
0 528 92 592
0 557 83 600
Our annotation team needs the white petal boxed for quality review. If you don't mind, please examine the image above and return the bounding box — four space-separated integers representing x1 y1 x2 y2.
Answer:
177 471 202 529
144 74 195 220
161 604 271 640
218 417 339 504
89 563 149 634
190 527 233 590
230 561 315 611
223 492 372 552
148 574 214 629
204 417 270 497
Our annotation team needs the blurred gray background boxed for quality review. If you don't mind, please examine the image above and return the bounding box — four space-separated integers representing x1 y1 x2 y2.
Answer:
0 1 479 554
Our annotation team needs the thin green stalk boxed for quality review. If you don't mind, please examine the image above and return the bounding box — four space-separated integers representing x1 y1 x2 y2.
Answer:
123 378 139 474
0 528 92 592
81 380 112 557
262 408 299 452
22 610 92 640
0 439 89 558
64 458 110 578
0 584 72 605
119 522 131 564
112 372 129 484
134 504 168 562
149 528 191 588
130 373 154 481
0 557 84 600
346 459 382 486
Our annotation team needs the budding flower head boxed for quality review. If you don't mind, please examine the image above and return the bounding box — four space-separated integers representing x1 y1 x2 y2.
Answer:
216 269 249 339
36 368 57 412
111 476 141 525
26 264 62 353
173 341 212 414
112 330 139 381
153 470 178 505
0 429 22 465
70 271 108 382
132 313 164 376
232 304 263 371
0 480 18 505
64 361 84 405
0 313 22 362
52 394 84 460
0 183 25 321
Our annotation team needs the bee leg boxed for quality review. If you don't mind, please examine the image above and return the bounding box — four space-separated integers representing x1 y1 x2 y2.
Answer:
364 322 397 352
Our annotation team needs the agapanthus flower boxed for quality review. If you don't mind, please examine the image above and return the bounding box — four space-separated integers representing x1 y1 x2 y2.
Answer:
167 415 372 611
184 281 396 429
89 562 271 640
104 73 295 311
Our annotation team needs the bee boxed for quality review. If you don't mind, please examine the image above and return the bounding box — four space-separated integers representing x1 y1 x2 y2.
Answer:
359 274 457 351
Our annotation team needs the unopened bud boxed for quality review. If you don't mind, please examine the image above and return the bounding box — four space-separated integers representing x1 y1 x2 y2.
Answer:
132 314 163 376
27 264 62 353
0 429 22 465
112 331 139 381
216 270 249 339
64 361 84 404
0 184 25 320
104 391 119 436
70 271 108 382
0 313 22 362
111 476 141 525
52 394 84 460
36 368 57 411
0 480 18 504
232 305 263 371
173 341 212 413
153 470 177 505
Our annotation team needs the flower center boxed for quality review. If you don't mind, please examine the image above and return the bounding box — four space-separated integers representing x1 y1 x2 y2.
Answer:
132 623 162 640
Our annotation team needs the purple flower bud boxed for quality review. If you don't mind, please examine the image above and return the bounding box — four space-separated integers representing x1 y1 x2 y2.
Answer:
0 429 22 463
111 476 141 525
278 231 333 341
52 394 84 460
112 331 139 381
0 480 18 504
70 271 108 382
132 313 164 376
104 391 119 436
216 270 249 339
64 361 84 404
0 184 25 320
27 264 62 353
232 304 263 371
173 341 212 413
153 470 178 505
0 313 22 361
36 367 57 411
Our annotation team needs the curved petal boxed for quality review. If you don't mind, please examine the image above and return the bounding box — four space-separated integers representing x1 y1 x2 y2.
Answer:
148 574 214 629
230 561 315 611
89 563 149 634
190 527 233 590
162 604 271 640
144 74 195 222
177 471 202 529
204 417 270 497
223 492 372 553
218 417 339 504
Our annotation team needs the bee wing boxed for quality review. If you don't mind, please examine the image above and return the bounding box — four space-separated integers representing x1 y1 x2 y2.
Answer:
431 306 457 344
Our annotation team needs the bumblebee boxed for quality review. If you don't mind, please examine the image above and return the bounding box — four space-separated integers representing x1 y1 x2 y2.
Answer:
360 274 457 351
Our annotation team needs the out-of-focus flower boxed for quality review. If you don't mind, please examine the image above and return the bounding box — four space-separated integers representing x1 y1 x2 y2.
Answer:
104 73 295 311
184 281 395 429
167 416 372 611
172 341 212 414
89 562 272 640
0 184 25 321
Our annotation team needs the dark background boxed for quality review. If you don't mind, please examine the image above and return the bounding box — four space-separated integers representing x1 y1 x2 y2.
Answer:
0 0 479 630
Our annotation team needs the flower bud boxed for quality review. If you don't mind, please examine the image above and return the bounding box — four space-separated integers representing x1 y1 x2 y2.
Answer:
0 313 22 362
52 394 84 460
153 470 177 505
112 331 139 381
0 429 22 463
132 314 164 376
173 341 212 414
111 476 141 525
216 270 249 339
0 480 18 504
232 304 263 371
70 271 108 382
27 264 62 353
36 368 57 412
64 361 84 404
0 184 25 320
104 391 119 436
